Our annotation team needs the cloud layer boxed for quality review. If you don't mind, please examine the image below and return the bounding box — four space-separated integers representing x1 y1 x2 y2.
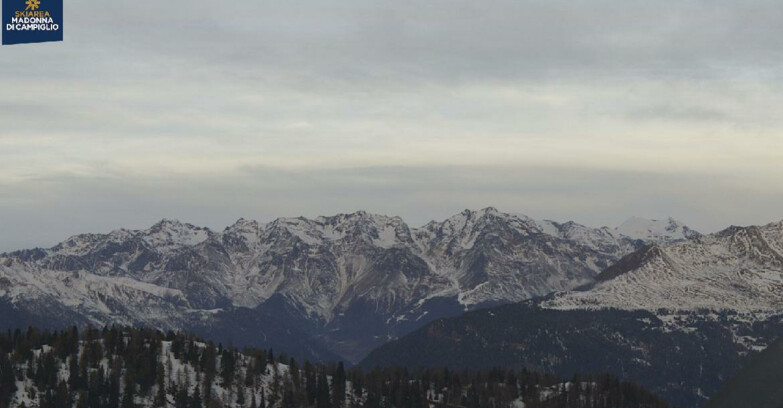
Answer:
1 0 782 251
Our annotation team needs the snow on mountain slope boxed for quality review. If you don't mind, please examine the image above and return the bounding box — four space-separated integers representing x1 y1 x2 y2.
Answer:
614 216 700 243
535 216 700 257
534 219 636 260
0 208 699 362
362 219 783 407
359 219 783 407
0 262 191 331
414 208 636 306
4 328 296 408
544 220 783 314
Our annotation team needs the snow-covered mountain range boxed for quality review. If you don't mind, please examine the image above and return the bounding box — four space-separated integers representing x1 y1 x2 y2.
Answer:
0 208 694 362
539 219 783 351
361 219 783 407
544 220 783 312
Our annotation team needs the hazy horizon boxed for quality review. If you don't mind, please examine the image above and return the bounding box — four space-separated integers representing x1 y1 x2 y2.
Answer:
2 204 780 253
2 0 782 252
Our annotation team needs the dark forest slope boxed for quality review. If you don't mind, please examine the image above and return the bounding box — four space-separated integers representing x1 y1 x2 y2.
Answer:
360 303 783 408
705 337 783 408
0 325 671 408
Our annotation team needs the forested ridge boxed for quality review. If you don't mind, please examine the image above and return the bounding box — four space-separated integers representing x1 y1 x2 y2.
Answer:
0 326 670 408
705 336 783 408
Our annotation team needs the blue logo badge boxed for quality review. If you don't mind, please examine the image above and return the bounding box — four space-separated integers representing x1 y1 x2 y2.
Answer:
3 0 63 45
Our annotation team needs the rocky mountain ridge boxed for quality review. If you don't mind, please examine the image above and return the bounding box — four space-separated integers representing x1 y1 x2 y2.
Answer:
0 208 696 362
360 219 783 407
544 219 783 314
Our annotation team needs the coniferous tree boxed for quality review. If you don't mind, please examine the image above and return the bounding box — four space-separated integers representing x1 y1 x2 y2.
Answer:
220 348 235 387
121 379 136 408
74 390 87 408
332 361 346 408
0 326 672 408
0 351 17 408
316 372 332 408
236 387 245 406
190 385 203 408
154 360 167 407
173 383 189 408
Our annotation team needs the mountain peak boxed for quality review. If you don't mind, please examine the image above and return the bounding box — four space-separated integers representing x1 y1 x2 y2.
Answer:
617 216 676 228
144 219 210 248
458 207 501 217
227 217 261 231
151 218 186 229
596 244 666 282
615 216 698 242
479 206 500 214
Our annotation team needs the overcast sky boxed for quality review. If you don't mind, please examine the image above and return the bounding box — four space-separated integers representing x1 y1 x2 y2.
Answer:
1 0 782 252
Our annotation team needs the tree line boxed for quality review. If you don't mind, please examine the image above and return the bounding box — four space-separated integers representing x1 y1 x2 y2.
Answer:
0 326 671 408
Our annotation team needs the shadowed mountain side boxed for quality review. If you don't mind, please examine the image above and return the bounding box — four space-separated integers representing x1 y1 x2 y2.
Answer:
705 337 783 408
360 303 783 408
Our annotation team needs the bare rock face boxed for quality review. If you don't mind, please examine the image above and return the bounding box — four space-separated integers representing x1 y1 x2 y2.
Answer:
0 208 697 362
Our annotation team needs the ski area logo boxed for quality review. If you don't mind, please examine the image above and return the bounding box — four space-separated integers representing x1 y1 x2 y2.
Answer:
3 0 63 45
25 0 41 11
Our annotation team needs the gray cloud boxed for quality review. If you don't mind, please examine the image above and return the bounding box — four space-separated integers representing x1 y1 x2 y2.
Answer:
1 0 782 252
1 165 781 252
